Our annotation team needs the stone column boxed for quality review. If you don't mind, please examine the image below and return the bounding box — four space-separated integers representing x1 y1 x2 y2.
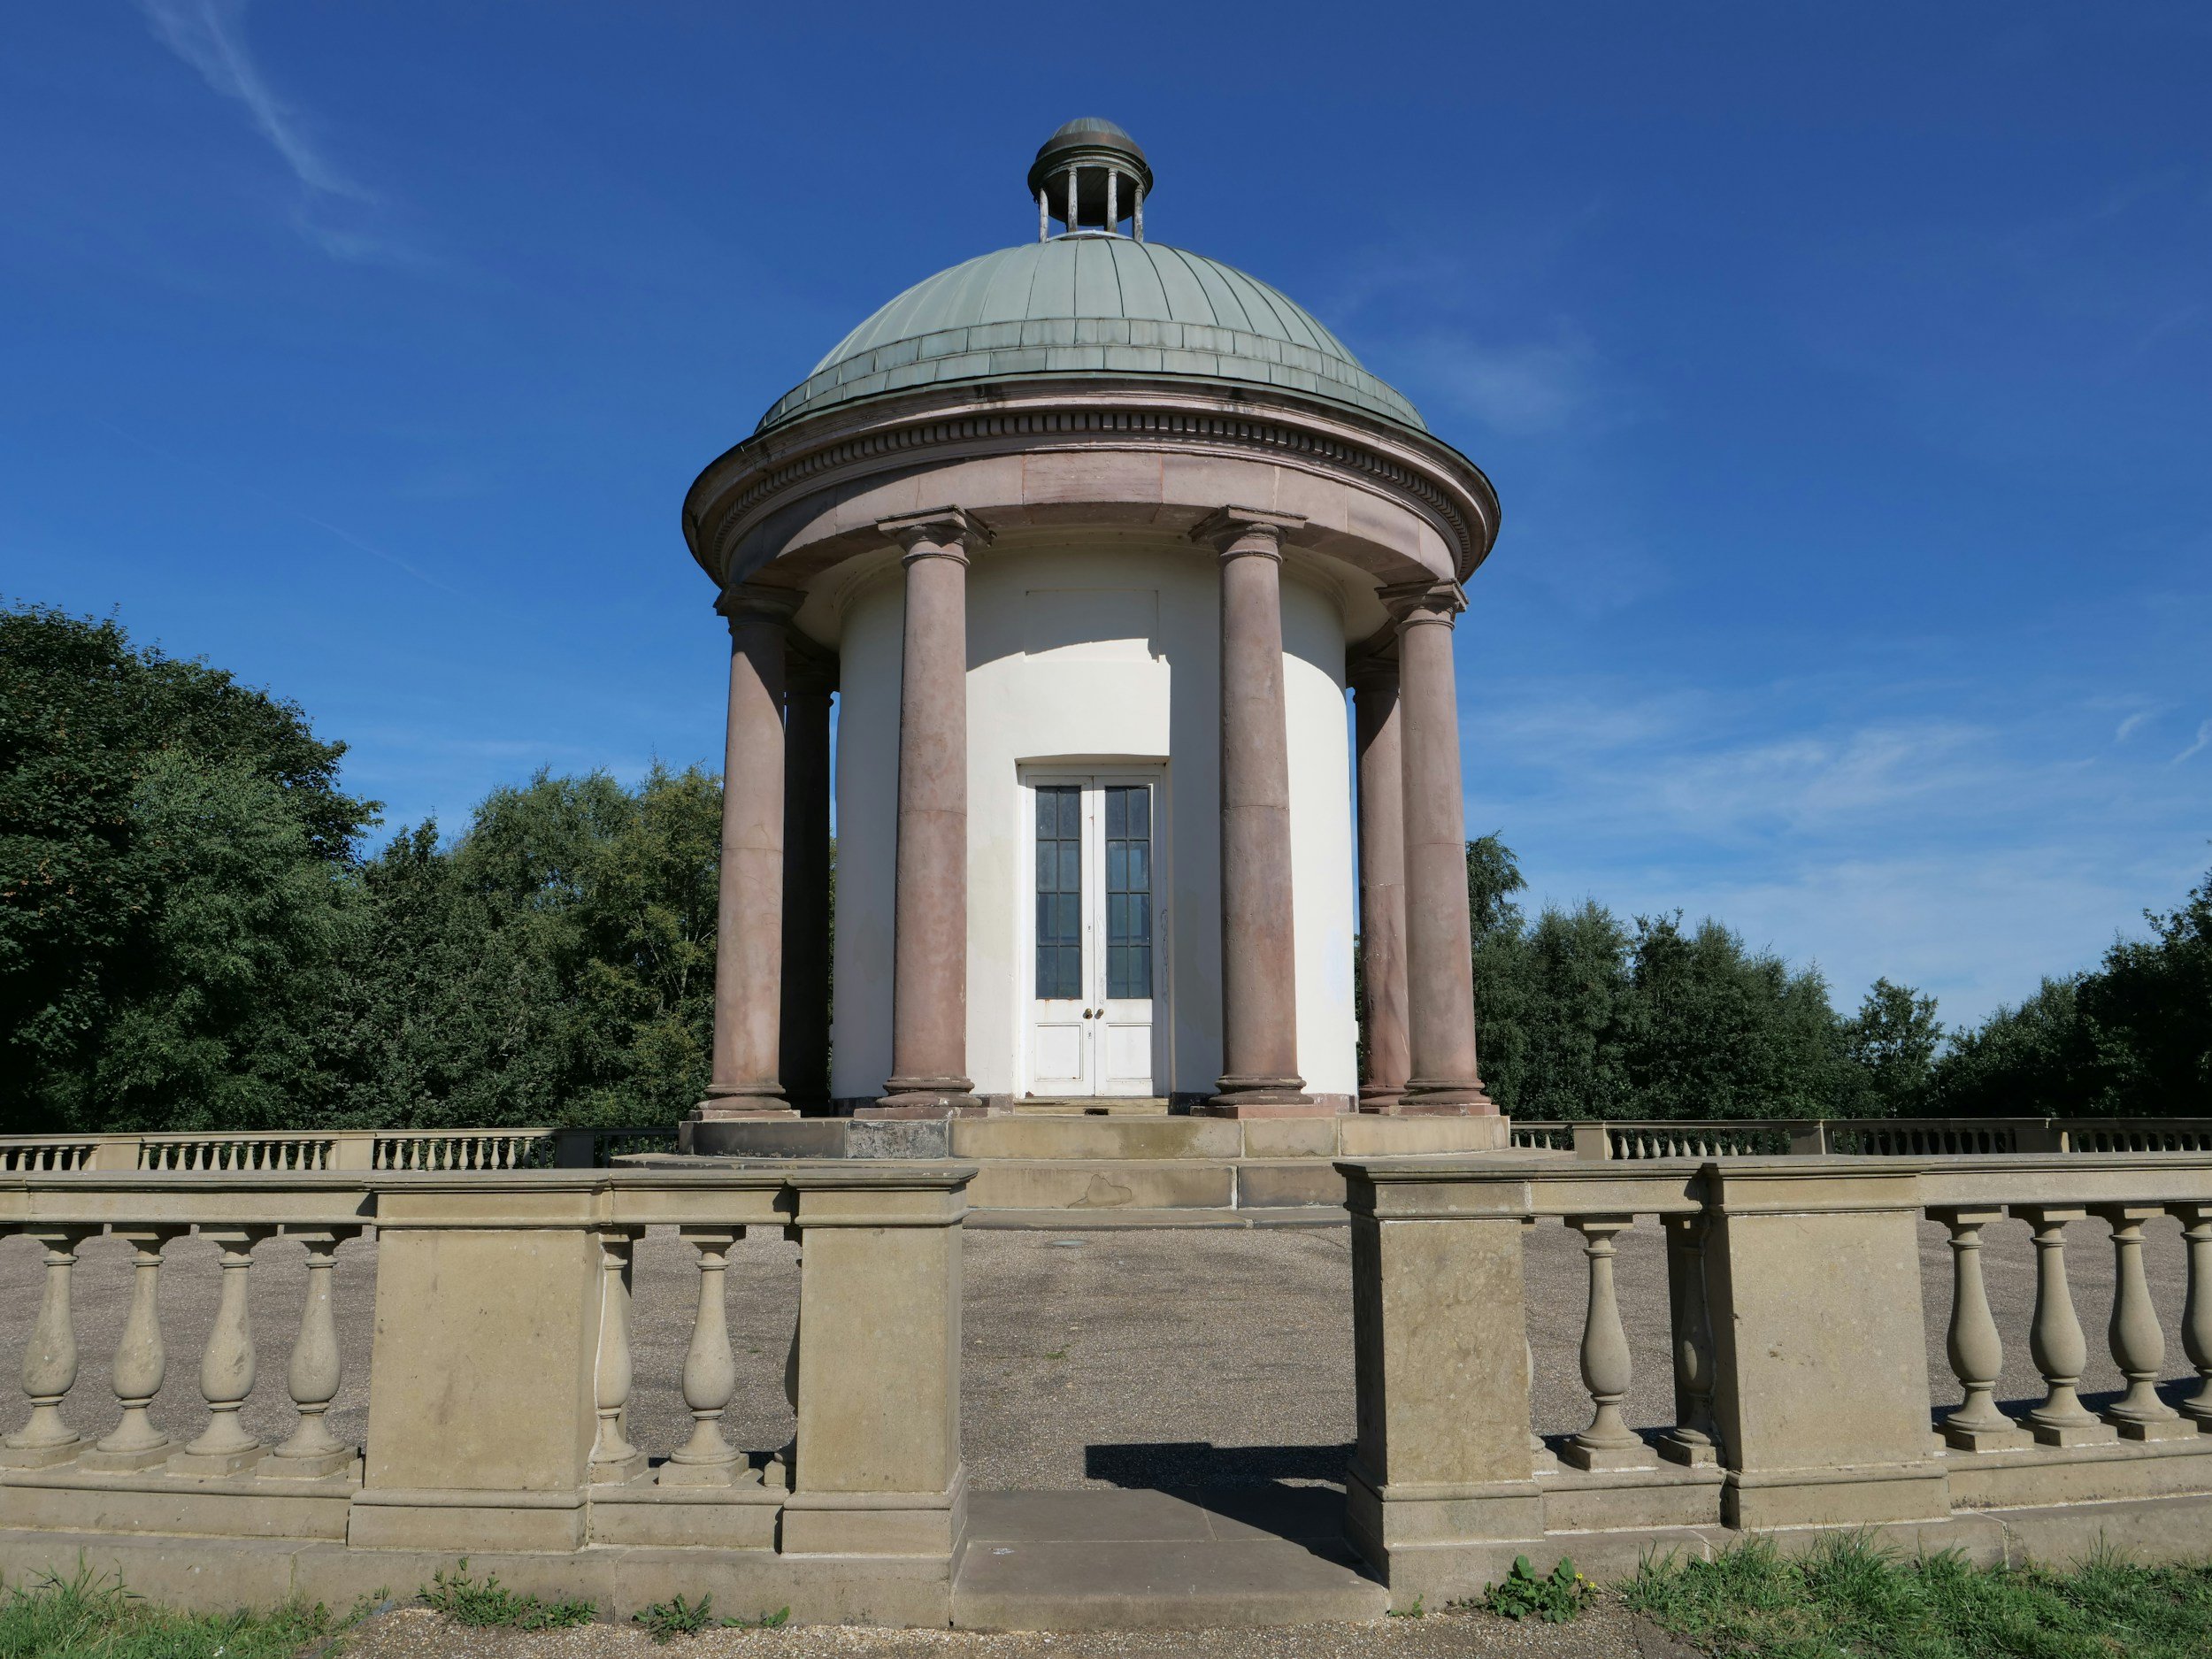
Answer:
1194 508 1312 1115
1350 654 1409 1111
699 584 801 1118
781 648 837 1114
872 509 987 1116
1386 582 1492 1113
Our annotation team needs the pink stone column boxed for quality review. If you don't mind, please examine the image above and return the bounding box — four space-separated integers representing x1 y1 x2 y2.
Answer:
699 585 802 1118
780 649 836 1115
1389 582 1493 1112
1194 508 1313 1115
1350 655 1410 1112
872 510 987 1116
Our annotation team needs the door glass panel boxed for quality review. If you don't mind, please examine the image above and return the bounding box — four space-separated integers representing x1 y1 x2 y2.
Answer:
1103 784 1152 999
1034 786 1082 999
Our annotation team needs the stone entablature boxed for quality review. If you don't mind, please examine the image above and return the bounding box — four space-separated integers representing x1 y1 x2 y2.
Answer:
684 382 1500 599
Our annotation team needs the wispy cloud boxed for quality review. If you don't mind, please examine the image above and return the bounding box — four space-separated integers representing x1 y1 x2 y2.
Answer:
1418 329 1608 436
135 0 412 263
2115 708 2158 741
2174 719 2212 765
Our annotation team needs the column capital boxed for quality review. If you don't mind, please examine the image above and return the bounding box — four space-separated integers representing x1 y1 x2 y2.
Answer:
785 641 840 697
1190 506 1306 560
1346 649 1399 696
716 582 804 627
1380 580 1467 627
878 506 992 563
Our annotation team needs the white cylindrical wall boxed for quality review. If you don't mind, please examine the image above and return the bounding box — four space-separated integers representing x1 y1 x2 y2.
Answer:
829 538 1356 1106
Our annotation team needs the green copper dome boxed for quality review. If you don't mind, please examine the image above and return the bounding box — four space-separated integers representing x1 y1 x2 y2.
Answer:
757 238 1425 434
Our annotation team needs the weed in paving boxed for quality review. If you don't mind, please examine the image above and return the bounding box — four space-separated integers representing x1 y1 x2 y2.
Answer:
1473 1555 1595 1624
634 1595 793 1640
1627 1534 2212 1658
0 1560 341 1659
420 1558 597 1630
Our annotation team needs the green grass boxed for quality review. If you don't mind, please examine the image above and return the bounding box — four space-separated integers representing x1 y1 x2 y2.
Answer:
1626 1535 2212 1658
0 1563 341 1659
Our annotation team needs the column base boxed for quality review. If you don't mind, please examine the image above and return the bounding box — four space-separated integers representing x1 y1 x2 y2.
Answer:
864 1079 984 1118
690 1099 800 1122
1356 1087 1407 1114
1398 1079 1499 1115
1202 1076 1319 1117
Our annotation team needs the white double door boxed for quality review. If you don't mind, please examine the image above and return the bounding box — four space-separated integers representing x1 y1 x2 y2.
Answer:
1025 772 1159 1098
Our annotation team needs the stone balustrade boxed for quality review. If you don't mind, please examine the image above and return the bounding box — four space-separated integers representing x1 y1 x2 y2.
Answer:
0 1163 971 1623
1508 1118 2212 1160
1340 1152 2212 1603
0 1126 679 1175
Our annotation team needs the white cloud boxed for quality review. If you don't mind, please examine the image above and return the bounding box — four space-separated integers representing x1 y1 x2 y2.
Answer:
1420 330 1606 436
1459 667 2210 1025
136 0 410 262
2174 719 2212 765
2115 708 2156 741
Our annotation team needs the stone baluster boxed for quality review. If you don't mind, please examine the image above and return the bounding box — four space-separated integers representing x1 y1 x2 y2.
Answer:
589 1230 647 1483
1563 1216 1650 1470
173 1226 273 1474
1659 1214 1719 1466
2098 1205 2193 1440
0 1226 93 1467
265 1230 357 1476
2175 1204 2212 1427
661 1228 749 1485
2015 1207 2117 1447
766 1248 802 1491
1929 1207 2028 1450
84 1227 184 1471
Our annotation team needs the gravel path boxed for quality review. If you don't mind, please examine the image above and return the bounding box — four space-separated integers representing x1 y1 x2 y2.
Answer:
333 1598 1685 1658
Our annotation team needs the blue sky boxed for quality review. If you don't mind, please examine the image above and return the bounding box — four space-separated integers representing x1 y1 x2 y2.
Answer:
4 3 2207 1029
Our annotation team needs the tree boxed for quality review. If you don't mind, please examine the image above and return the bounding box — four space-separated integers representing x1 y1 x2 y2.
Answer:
0 603 375 1131
1617 913 1846 1121
1838 978 1942 1117
339 765 722 1129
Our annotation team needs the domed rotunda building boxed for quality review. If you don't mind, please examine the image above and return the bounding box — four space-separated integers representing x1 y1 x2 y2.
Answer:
684 120 1502 1129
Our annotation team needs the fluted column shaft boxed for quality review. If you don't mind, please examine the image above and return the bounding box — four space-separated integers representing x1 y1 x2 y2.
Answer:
1198 509 1310 1113
877 510 984 1113
1351 657 1409 1111
703 584 801 1115
781 654 836 1114
1389 582 1491 1111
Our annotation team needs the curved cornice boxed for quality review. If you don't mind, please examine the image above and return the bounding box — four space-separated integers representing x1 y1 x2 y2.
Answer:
684 380 1501 590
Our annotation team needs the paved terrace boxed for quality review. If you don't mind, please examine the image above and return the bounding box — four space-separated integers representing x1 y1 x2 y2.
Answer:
0 1217 2196 1490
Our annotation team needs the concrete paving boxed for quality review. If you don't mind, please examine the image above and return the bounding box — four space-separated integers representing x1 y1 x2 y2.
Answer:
0 1211 2196 1494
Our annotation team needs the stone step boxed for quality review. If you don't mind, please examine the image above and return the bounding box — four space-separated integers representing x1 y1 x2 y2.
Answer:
1010 1097 1171 1117
963 1157 1351 1212
953 1488 1387 1630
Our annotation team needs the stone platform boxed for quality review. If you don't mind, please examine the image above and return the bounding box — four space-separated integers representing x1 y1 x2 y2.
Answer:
668 1112 1515 1217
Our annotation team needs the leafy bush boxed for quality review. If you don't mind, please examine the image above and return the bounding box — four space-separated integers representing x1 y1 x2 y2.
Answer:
1476 1554 1595 1623
419 1559 595 1629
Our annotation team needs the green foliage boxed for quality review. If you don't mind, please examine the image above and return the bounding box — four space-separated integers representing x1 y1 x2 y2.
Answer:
1466 836 1874 1121
1626 1533 2212 1658
0 603 376 1133
1929 865 2212 1118
1839 978 1942 1116
338 764 725 1129
1477 1554 1594 1623
634 1592 718 1640
419 1559 595 1629
0 1561 340 1658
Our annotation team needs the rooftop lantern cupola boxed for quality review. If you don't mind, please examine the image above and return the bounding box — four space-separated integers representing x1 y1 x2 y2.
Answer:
1029 118 1152 242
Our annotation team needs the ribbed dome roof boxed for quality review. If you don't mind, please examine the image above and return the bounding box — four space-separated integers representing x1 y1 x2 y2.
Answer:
757 239 1425 434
